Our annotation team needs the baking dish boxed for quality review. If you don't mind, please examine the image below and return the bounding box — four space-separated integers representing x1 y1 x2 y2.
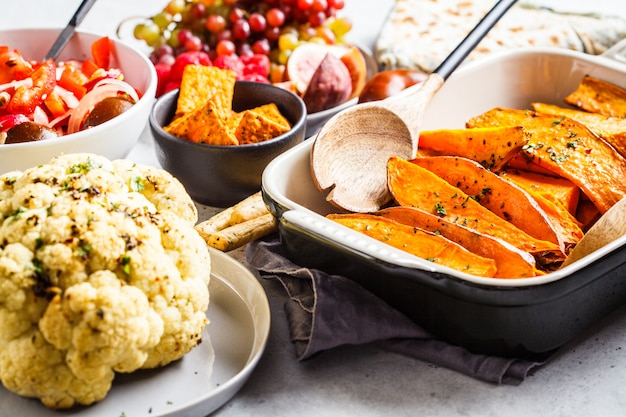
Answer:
261 41 626 358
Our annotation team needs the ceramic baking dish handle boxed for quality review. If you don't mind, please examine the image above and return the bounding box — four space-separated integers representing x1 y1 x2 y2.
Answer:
281 209 441 272
601 38 626 65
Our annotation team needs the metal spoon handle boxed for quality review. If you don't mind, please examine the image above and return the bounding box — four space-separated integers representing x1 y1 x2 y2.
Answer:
434 0 517 80
44 0 98 60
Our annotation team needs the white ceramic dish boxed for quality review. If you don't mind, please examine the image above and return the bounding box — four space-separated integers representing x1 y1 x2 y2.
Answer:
0 28 157 173
261 41 626 356
0 247 270 416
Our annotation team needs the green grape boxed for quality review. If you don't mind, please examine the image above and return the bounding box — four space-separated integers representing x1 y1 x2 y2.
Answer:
278 32 299 51
153 12 173 30
277 49 291 65
164 0 186 15
134 21 161 46
168 28 182 48
328 16 352 38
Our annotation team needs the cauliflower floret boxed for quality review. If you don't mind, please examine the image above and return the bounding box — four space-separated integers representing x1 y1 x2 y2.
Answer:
0 153 211 409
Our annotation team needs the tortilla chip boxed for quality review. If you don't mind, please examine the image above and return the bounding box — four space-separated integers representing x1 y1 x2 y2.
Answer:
164 112 193 139
235 110 290 144
165 64 292 147
186 100 238 145
225 111 244 135
176 65 236 117
248 103 291 130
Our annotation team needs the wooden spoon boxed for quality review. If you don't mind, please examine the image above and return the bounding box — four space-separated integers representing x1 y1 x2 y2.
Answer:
311 0 517 213
562 197 626 267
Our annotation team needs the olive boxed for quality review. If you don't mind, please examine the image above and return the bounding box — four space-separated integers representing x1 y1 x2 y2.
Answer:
83 96 134 129
5 122 58 144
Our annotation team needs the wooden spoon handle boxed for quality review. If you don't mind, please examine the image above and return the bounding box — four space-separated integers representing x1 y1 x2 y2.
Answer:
379 74 445 146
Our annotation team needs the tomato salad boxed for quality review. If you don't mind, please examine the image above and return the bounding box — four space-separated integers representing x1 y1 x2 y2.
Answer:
0 36 139 145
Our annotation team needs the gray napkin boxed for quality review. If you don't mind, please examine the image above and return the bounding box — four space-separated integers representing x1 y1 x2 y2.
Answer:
246 236 553 385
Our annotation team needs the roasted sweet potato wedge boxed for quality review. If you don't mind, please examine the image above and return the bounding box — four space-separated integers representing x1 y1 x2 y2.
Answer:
417 126 528 170
387 156 564 270
327 213 498 277
532 102 626 159
576 198 602 232
498 169 580 215
411 155 571 251
563 75 626 117
497 171 584 253
377 206 538 278
466 108 626 213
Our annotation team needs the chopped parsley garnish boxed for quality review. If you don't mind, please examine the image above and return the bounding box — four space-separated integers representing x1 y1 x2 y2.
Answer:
434 203 447 217
131 176 145 192
120 255 132 275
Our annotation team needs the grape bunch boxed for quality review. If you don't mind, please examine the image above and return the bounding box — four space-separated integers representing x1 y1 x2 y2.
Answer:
133 0 352 87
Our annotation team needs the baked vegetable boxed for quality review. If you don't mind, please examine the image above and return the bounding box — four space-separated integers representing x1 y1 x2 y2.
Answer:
498 169 580 215
387 156 564 269
201 213 277 252
377 206 538 278
195 191 277 251
327 213 498 277
417 125 528 170
0 154 211 409
411 155 569 250
531 101 626 159
466 108 626 213
564 75 626 117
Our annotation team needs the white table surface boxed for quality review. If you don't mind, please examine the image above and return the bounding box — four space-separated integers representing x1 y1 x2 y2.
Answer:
3 1 626 416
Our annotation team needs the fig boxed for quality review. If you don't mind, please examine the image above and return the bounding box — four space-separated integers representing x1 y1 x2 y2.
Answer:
286 42 350 95
302 53 353 113
339 45 368 99
5 122 58 144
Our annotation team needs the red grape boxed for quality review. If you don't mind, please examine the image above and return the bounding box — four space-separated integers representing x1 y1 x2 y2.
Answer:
308 11 326 27
265 26 280 42
311 0 328 12
232 19 251 40
297 0 314 11
252 38 270 55
266 8 285 27
205 14 226 33
216 39 236 56
190 2 206 19
184 35 203 51
229 7 245 24
249 13 267 32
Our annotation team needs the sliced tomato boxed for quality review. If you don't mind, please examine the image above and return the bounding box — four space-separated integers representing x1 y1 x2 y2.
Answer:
91 36 112 70
43 91 67 118
6 58 56 115
0 48 34 84
58 65 88 99
81 58 100 78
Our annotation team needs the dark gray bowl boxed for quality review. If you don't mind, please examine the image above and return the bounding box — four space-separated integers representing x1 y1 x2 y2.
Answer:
149 81 306 207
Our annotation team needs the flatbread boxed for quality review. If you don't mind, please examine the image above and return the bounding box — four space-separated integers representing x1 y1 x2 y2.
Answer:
375 0 626 72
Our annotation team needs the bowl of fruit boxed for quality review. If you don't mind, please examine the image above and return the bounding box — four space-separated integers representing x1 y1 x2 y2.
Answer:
129 0 375 137
0 28 157 173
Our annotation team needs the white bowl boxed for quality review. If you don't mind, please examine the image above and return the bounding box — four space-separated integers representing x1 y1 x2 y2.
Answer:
0 28 157 173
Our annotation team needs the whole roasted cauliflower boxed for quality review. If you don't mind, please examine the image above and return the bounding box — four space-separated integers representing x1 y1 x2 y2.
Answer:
0 154 211 409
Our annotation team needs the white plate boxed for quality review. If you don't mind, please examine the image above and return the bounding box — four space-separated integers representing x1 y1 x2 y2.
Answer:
0 247 270 417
